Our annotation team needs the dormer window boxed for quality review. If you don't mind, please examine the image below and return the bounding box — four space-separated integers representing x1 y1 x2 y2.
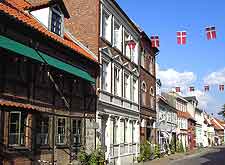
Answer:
50 5 63 36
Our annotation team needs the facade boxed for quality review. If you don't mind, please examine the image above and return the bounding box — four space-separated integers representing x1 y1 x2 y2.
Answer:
164 92 189 152
139 31 159 144
185 97 198 150
194 108 204 147
0 0 99 164
65 0 142 164
156 95 177 153
211 117 224 145
203 113 215 147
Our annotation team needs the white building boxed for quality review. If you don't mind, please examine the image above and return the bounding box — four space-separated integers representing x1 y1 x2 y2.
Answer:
96 0 140 164
195 108 204 147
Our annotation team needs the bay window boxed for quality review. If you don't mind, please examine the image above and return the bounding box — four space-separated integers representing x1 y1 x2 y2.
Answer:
102 9 112 42
113 20 122 50
9 112 27 146
37 116 49 145
56 118 66 145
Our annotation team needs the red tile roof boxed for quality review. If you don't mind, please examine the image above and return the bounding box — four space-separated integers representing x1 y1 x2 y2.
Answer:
177 111 193 120
0 0 97 63
0 99 35 110
211 119 224 130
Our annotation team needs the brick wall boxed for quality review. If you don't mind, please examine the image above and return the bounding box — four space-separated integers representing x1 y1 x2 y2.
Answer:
64 0 100 56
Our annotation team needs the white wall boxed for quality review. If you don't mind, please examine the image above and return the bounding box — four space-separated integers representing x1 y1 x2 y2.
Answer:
31 7 50 28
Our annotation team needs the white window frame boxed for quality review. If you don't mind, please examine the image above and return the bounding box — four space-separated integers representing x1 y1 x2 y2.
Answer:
123 71 130 99
37 116 49 145
141 81 147 106
113 64 121 96
56 117 66 145
132 77 138 103
72 119 82 146
50 5 64 36
113 18 122 51
101 58 111 92
9 111 26 146
101 8 112 43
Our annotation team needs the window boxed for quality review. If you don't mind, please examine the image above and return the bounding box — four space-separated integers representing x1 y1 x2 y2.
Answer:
56 118 66 145
141 81 147 106
120 120 124 144
141 51 145 68
72 119 81 147
114 66 120 96
9 112 27 146
132 121 135 143
150 87 154 109
102 9 111 42
114 20 122 50
132 78 138 103
124 120 128 143
51 6 63 36
102 60 109 91
124 30 131 58
113 119 118 144
124 73 130 99
37 116 49 145
149 57 154 75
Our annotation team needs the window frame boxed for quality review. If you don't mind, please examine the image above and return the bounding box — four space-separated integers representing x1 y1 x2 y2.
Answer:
113 18 122 50
8 111 27 146
37 116 49 146
101 8 112 42
50 5 64 36
123 71 130 99
56 117 66 145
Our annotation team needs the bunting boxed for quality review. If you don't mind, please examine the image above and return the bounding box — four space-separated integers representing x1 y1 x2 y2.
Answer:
150 36 160 48
206 26 216 40
177 31 187 45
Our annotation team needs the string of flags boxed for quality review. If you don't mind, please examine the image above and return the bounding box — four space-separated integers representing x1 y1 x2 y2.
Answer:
151 26 217 47
175 84 224 93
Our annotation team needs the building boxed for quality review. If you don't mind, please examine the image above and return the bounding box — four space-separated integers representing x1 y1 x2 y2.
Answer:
211 117 224 145
185 97 198 150
65 0 142 164
194 108 204 147
156 95 177 153
203 113 215 147
164 92 189 152
0 0 99 164
139 31 159 144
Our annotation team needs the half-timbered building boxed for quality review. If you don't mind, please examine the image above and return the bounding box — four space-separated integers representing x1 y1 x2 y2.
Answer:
0 0 99 164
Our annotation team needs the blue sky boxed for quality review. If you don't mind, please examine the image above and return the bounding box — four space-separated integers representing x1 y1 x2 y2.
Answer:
116 0 225 117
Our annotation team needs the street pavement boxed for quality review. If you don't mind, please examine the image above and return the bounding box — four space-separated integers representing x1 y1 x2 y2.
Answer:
140 146 225 165
170 146 225 165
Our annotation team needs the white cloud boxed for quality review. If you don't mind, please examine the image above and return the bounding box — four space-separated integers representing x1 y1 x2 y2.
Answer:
156 64 211 110
204 68 225 85
156 64 197 90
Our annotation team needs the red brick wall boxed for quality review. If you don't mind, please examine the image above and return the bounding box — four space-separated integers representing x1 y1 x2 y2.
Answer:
64 0 100 56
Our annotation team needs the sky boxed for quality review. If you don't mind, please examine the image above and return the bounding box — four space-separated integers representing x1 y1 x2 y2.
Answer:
116 0 225 118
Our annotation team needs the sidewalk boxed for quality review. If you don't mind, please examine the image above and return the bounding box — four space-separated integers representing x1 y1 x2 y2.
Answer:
135 147 213 165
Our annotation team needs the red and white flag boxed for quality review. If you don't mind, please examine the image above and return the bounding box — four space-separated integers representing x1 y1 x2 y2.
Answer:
150 36 160 48
177 31 187 45
204 85 210 92
219 84 224 91
206 26 216 40
175 87 181 93
189 86 195 92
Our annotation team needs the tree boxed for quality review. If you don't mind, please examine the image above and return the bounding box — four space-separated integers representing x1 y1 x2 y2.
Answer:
218 104 225 119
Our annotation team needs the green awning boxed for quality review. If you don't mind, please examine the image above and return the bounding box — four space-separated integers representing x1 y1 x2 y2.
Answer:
0 35 95 83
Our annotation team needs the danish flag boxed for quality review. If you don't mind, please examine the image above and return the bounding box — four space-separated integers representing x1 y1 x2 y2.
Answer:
175 87 181 93
204 85 210 92
219 84 224 91
206 26 216 40
189 86 195 92
150 36 160 48
177 31 187 45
